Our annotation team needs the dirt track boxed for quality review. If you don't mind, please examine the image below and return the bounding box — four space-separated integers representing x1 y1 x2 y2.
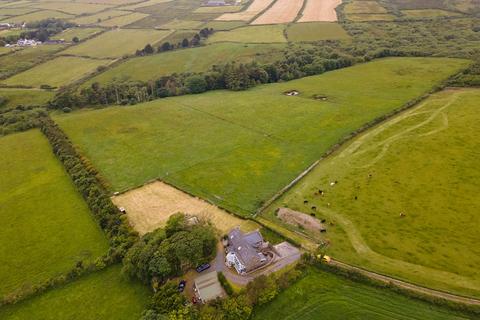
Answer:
111 181 258 235
251 0 304 24
298 0 342 22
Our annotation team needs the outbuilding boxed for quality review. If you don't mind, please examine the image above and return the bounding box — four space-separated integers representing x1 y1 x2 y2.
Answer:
193 271 224 303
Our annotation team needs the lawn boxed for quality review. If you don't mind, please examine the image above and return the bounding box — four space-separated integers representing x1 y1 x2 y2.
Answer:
2 56 111 88
51 27 103 41
61 29 172 58
82 42 286 86
207 25 287 43
0 88 54 108
253 268 471 320
0 45 65 79
54 58 469 217
261 88 480 297
0 130 109 296
286 22 350 42
0 265 150 320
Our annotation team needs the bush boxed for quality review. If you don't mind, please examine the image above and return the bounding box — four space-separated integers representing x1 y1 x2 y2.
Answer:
186 75 207 94
218 272 234 296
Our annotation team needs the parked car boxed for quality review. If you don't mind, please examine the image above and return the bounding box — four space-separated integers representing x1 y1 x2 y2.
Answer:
191 296 198 304
178 280 186 292
196 263 210 273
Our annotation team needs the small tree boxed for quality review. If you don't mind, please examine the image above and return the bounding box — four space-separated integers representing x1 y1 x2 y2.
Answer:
159 42 172 52
72 36 79 43
185 75 207 94
144 43 154 55
181 38 189 48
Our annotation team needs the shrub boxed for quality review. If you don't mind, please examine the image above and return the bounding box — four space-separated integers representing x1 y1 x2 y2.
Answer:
218 272 234 296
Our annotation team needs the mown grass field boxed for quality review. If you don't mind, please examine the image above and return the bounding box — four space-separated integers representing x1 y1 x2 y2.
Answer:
207 25 287 43
82 42 286 86
61 29 172 58
0 265 150 320
286 22 350 42
261 88 480 297
0 88 54 108
0 45 65 79
2 56 111 88
253 268 471 320
54 58 469 217
51 27 103 41
0 130 109 296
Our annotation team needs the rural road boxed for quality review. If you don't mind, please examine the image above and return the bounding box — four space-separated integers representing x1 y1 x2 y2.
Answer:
330 259 480 306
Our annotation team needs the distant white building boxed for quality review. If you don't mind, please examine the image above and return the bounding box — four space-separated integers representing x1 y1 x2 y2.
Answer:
16 39 41 47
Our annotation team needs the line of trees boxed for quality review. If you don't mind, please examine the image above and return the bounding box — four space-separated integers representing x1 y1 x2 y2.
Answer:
39 117 138 256
48 46 355 110
136 28 215 56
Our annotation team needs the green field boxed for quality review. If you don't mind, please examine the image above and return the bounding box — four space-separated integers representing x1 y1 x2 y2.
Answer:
0 130 109 296
51 27 103 41
0 45 65 79
0 7 36 15
261 88 480 297
207 25 287 43
2 56 111 88
202 20 246 30
160 18 204 29
98 12 149 27
82 42 286 86
1 10 73 23
61 29 172 58
347 13 396 21
54 58 469 217
71 9 131 25
253 268 470 320
344 0 388 14
0 88 54 108
401 9 462 18
32 1 113 14
193 5 242 13
0 265 150 320
286 22 351 42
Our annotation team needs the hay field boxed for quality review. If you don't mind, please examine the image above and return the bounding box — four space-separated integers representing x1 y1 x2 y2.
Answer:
261 88 480 297
206 24 287 43
54 58 469 217
286 22 350 41
112 181 259 235
251 0 304 24
82 43 285 86
0 88 54 108
31 1 113 14
254 268 471 320
0 130 109 296
98 12 149 27
216 0 274 21
298 0 342 22
344 0 388 14
61 29 172 58
2 56 111 88
0 266 150 320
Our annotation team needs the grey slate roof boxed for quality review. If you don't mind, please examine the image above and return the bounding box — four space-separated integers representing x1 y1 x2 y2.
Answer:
228 228 266 272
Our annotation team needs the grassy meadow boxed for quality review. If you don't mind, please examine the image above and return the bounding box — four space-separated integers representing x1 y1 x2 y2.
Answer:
253 268 471 320
61 29 172 58
0 88 54 108
98 12 149 27
82 42 286 86
70 9 131 25
207 25 287 43
286 22 351 42
0 45 64 79
261 88 480 297
51 27 103 41
54 58 469 217
2 56 111 88
1 10 73 23
0 130 109 296
0 265 151 320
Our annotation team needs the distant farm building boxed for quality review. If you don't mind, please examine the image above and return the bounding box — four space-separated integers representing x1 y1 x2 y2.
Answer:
205 0 226 5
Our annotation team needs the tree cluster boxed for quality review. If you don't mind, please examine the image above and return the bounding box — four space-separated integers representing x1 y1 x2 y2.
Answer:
141 260 307 320
122 213 217 285
39 117 138 256
0 106 47 136
157 28 214 53
48 46 355 110
0 19 76 45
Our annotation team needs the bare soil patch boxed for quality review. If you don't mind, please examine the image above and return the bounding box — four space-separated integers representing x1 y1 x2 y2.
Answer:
276 207 326 233
299 0 342 22
251 0 304 24
112 181 258 235
216 0 274 21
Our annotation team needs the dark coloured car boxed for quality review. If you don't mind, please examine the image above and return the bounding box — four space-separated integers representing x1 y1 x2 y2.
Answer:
178 280 186 292
196 263 210 273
